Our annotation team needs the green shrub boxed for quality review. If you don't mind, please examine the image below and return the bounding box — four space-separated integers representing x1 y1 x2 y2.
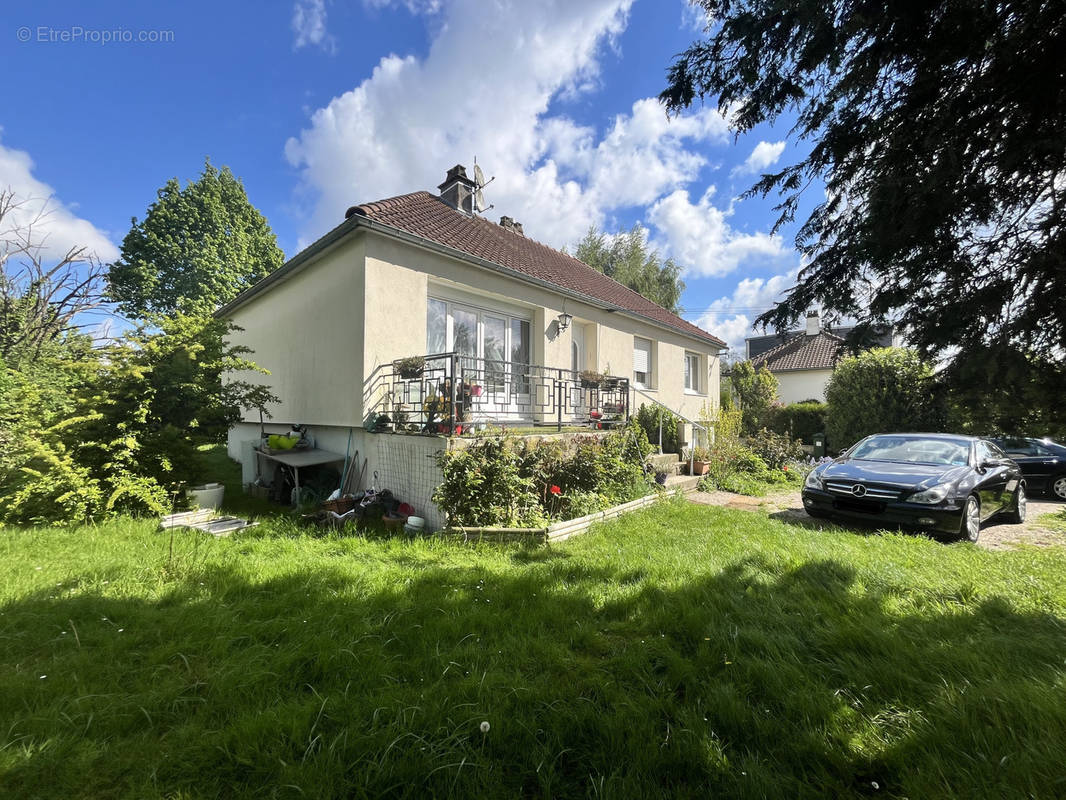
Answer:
825 348 945 450
433 437 545 528
434 421 654 527
729 361 779 435
747 428 805 470
772 401 827 443
0 315 277 525
635 404 680 454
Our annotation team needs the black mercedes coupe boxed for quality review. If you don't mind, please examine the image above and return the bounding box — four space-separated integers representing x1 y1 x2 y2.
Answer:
802 433 1026 542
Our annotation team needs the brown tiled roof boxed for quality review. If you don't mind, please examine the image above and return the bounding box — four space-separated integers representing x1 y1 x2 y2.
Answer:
750 330 844 372
346 191 725 347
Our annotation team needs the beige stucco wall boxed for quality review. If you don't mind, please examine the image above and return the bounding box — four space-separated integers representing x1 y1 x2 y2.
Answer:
775 369 833 404
227 236 366 427
226 228 723 430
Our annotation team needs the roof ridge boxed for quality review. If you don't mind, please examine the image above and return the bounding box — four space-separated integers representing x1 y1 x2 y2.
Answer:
347 190 436 218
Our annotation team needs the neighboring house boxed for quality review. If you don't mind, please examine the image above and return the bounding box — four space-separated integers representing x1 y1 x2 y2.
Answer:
220 165 726 527
745 311 896 404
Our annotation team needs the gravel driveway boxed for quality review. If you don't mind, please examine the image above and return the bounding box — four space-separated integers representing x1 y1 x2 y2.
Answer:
690 488 1066 550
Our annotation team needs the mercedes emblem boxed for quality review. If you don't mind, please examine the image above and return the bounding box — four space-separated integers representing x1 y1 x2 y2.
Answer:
851 484 867 497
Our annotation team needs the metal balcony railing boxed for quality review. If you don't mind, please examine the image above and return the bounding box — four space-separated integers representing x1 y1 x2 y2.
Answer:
369 352 630 435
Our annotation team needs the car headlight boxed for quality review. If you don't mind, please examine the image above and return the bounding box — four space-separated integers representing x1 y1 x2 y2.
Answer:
804 470 823 490
908 483 952 504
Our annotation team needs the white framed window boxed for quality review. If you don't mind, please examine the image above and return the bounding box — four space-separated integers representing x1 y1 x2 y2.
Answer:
427 295 531 395
633 336 652 388
684 352 700 393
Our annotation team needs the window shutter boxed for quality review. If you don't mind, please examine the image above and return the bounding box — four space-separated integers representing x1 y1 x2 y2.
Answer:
633 337 651 373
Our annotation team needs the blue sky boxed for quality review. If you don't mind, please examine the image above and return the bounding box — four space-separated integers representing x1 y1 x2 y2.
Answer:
3 0 816 354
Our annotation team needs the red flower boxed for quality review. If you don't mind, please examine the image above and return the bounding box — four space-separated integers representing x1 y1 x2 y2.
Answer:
783 466 789 472
550 485 562 495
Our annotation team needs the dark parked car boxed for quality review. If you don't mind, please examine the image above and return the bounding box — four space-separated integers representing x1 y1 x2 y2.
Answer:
802 433 1026 542
988 437 1066 501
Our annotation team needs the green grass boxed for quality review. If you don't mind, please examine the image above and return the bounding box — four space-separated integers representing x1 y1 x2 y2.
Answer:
699 467 804 497
1038 509 1066 533
3 500 1066 798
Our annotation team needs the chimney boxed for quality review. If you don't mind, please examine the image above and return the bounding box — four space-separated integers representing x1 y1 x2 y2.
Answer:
438 164 475 214
498 216 525 236
806 309 821 336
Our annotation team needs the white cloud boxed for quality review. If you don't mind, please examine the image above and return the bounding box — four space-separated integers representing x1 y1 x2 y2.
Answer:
732 140 785 177
693 268 801 357
681 1 710 32
0 136 118 263
365 0 443 14
292 0 336 53
285 0 745 250
647 187 786 278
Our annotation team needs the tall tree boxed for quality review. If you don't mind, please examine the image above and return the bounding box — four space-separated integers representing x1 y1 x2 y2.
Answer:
107 159 284 317
0 188 106 363
729 360 778 435
661 1 1066 367
574 225 685 314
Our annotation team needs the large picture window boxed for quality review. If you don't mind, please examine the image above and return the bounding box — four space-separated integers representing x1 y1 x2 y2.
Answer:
427 296 531 395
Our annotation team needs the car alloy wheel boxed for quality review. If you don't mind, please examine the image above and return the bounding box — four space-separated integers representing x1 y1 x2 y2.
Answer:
1008 485 1027 524
963 496 981 542
1053 475 1066 502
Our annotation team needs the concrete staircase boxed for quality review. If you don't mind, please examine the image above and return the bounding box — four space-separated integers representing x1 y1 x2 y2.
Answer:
646 451 702 492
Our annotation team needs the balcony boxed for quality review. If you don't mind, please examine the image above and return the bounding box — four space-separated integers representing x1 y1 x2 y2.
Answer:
366 352 631 435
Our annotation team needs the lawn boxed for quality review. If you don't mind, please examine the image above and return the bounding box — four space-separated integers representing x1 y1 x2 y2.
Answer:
2 500 1066 798
1039 509 1066 533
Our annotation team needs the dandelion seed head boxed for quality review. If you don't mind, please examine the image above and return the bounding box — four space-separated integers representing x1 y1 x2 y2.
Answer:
480 721 490 733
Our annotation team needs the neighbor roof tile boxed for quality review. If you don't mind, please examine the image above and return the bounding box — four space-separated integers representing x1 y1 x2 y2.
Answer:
750 330 844 371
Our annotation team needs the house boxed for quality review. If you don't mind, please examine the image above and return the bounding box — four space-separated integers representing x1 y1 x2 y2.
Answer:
744 311 896 404
219 165 726 527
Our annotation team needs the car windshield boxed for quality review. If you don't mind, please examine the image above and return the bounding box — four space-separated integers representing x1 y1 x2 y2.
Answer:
849 436 970 466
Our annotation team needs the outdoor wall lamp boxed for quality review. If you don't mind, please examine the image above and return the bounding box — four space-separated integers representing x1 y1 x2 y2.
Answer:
557 312 573 331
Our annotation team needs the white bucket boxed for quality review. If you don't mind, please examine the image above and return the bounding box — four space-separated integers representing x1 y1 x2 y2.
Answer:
188 482 225 510
404 516 426 535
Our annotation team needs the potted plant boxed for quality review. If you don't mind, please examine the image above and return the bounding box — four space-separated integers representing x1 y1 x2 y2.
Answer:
394 355 425 379
579 369 605 389
690 447 711 476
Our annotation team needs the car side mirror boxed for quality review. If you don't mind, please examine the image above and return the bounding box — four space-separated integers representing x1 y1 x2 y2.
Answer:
979 458 1000 471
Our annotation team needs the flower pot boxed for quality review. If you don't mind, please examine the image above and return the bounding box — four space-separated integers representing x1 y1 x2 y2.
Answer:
188 482 224 510
692 460 710 476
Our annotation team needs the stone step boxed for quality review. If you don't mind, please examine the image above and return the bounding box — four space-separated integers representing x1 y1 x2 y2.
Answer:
664 474 701 492
646 452 682 469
